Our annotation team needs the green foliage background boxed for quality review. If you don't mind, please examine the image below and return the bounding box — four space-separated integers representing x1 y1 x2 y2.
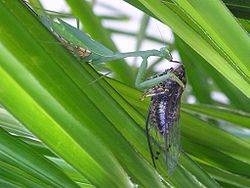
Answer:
0 0 250 187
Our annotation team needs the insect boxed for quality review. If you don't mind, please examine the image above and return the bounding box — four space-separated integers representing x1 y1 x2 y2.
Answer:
144 63 186 176
38 13 186 174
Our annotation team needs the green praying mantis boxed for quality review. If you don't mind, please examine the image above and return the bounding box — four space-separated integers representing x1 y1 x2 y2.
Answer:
39 16 185 90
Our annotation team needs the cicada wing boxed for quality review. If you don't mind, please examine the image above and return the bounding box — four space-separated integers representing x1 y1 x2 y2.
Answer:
165 100 181 176
146 102 168 172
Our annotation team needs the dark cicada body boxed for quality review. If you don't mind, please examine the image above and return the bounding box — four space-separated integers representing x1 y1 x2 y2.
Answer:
145 64 186 175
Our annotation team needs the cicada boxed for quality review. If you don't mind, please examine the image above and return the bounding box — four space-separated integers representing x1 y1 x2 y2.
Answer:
145 64 186 175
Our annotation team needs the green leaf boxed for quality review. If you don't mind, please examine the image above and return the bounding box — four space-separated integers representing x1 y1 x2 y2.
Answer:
183 104 250 129
222 0 250 19
0 128 80 188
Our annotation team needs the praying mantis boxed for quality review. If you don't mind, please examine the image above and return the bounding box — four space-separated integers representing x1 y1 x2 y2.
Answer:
38 12 186 175
39 16 185 90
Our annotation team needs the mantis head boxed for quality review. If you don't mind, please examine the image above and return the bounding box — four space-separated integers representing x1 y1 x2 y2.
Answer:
159 47 172 60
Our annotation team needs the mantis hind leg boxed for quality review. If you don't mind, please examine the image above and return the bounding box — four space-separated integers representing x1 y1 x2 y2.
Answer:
86 65 112 85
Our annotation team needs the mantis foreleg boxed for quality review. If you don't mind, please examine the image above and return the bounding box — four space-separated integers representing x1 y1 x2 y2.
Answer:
135 58 185 90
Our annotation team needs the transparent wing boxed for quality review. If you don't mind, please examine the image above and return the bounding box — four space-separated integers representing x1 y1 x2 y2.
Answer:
146 91 181 176
146 103 167 171
165 97 181 175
